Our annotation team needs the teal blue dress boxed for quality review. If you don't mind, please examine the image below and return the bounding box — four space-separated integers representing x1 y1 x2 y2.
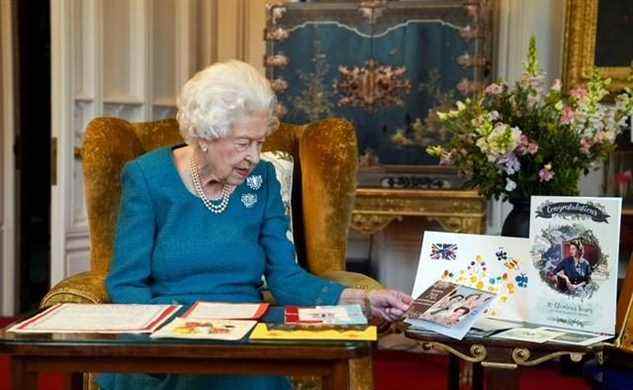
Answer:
97 146 345 390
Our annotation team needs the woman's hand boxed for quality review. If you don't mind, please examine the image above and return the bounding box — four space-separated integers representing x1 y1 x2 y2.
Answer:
367 289 413 322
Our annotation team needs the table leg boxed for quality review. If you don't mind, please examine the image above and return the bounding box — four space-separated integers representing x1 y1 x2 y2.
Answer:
447 355 460 390
323 360 350 390
472 362 484 390
483 364 520 390
70 372 83 390
11 357 37 390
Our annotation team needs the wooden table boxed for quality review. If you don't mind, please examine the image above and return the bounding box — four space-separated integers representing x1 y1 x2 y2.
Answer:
0 325 370 390
404 327 604 390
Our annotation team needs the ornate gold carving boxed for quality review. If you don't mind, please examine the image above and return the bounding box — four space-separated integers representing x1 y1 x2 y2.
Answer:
457 53 489 68
351 213 400 236
266 4 286 25
596 350 604 365
419 341 487 363
270 78 289 93
429 216 484 234
265 54 289 68
265 27 289 42
359 1 386 24
351 189 487 234
563 0 632 93
480 361 517 370
460 25 482 40
335 60 412 111
275 103 288 118
512 347 586 367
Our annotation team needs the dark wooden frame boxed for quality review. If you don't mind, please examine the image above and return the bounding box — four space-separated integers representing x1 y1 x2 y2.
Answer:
405 328 603 390
1 334 370 390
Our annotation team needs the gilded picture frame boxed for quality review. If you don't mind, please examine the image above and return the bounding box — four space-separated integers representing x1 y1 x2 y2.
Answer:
563 0 633 93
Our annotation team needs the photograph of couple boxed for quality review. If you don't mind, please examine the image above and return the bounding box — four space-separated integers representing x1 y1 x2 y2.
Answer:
420 286 494 327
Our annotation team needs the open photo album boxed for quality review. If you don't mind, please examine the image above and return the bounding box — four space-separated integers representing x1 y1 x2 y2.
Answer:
405 281 496 340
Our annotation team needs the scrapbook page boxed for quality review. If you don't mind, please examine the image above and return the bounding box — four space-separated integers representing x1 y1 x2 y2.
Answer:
151 318 257 341
492 327 564 343
249 323 377 341
405 280 496 339
412 231 531 323
284 305 368 329
181 302 269 320
528 196 621 335
9 303 180 334
493 326 612 345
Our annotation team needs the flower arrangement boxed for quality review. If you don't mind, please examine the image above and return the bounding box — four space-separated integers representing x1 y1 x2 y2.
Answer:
427 37 633 201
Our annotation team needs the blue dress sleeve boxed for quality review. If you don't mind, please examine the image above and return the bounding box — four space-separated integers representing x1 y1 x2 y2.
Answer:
106 160 156 304
260 162 345 306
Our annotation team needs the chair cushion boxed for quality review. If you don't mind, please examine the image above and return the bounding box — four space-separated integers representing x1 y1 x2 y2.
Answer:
261 151 294 242
259 151 296 290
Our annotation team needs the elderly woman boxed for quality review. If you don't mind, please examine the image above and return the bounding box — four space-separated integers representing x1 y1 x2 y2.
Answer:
97 60 412 390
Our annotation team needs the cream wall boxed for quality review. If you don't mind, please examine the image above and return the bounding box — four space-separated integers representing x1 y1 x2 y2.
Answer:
49 0 269 289
1 0 17 316
489 0 568 233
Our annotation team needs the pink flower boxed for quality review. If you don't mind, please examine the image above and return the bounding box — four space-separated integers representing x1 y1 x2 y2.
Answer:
466 5 479 18
539 164 555 182
457 78 474 95
527 142 539 155
615 170 633 185
485 83 504 95
570 87 588 102
615 170 633 196
551 79 562 92
560 106 575 125
439 151 455 166
580 138 593 154
516 135 538 156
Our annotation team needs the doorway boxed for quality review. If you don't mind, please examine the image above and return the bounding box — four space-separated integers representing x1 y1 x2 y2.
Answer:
15 0 51 312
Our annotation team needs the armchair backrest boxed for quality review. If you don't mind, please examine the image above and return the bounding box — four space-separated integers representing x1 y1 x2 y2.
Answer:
82 117 358 278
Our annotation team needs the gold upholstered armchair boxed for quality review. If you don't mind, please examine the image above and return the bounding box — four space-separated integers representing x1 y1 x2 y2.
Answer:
41 116 382 389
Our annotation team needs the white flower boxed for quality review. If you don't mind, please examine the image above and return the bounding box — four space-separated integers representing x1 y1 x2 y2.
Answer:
505 178 517 192
554 101 563 111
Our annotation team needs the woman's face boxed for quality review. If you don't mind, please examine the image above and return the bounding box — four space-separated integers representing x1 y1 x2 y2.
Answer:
465 294 480 306
449 308 468 322
199 110 269 186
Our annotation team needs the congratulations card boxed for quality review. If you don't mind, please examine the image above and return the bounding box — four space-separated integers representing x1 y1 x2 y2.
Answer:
528 196 621 335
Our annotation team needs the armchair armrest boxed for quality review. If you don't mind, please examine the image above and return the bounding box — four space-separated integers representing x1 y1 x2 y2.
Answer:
321 270 383 291
40 271 109 309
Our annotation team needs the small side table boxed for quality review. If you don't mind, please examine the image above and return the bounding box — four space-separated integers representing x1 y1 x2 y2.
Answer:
404 328 604 390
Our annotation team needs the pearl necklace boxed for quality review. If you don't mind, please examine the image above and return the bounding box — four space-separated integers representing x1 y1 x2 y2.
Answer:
189 157 231 214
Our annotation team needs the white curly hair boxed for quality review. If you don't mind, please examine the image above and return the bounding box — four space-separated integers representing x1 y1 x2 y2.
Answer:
176 60 278 144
